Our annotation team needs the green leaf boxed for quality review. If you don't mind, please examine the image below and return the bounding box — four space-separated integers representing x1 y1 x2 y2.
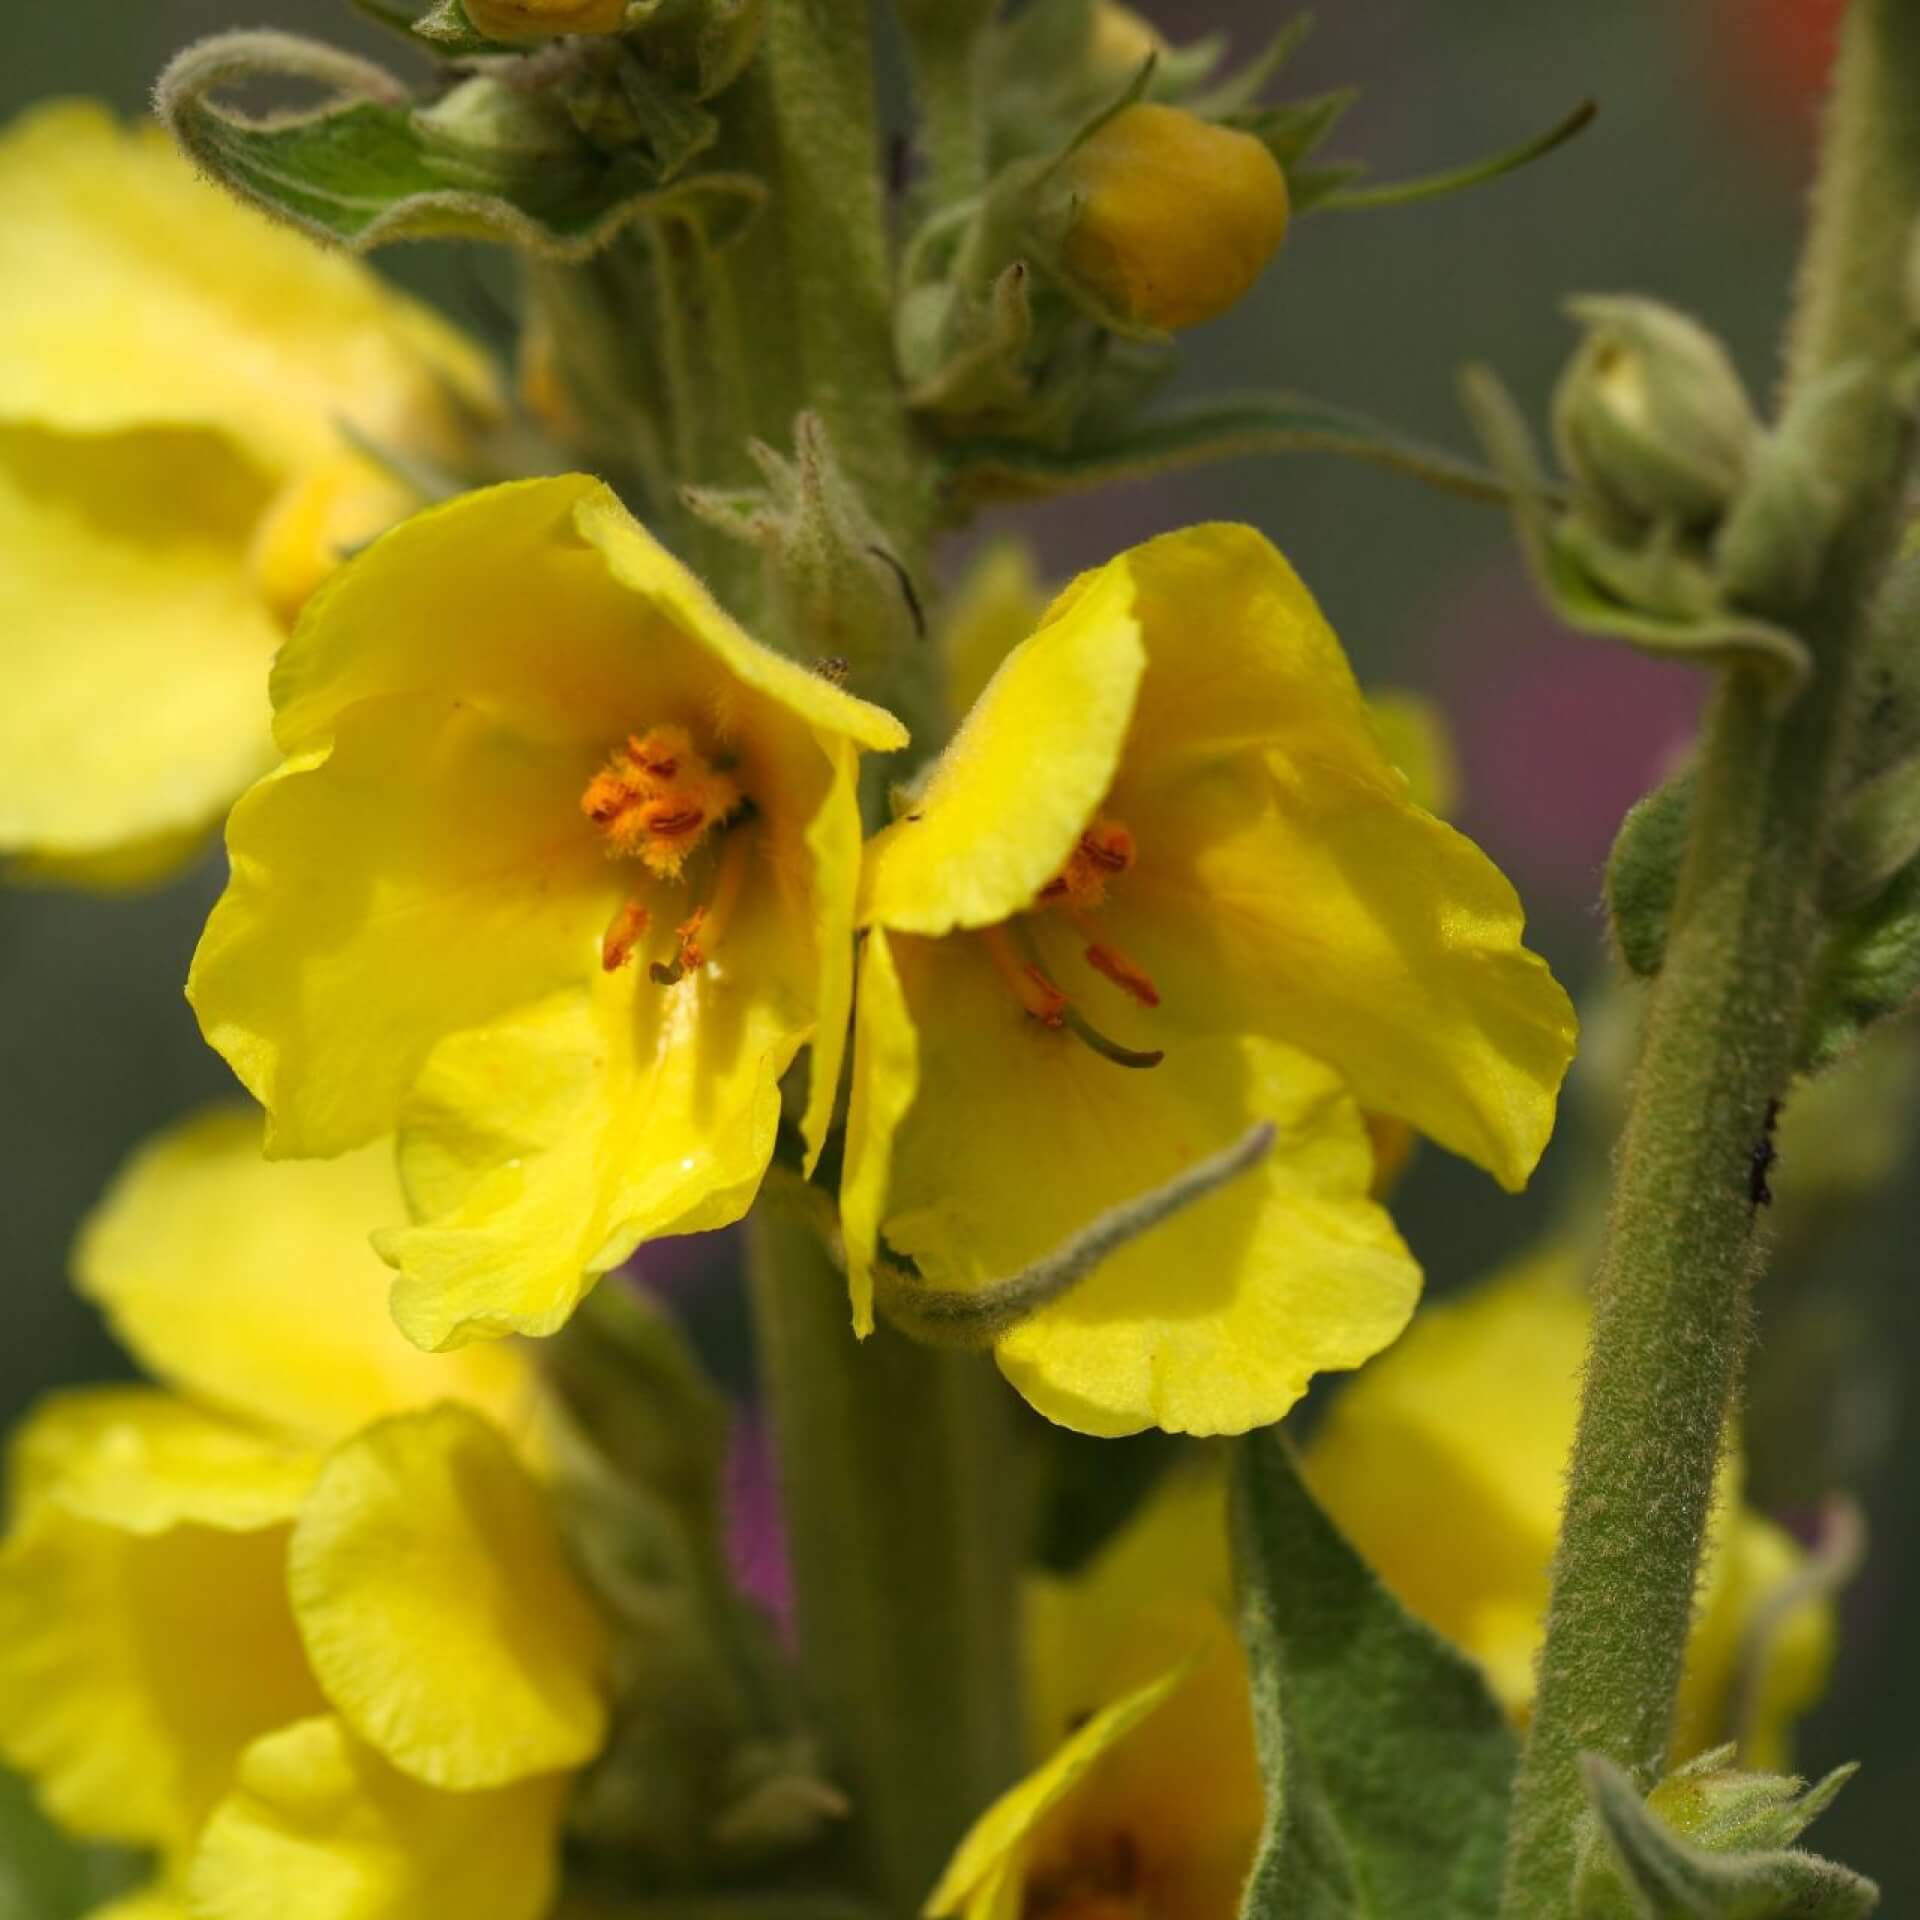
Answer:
1823 753 1920 912
942 390 1517 512
157 31 764 261
1460 366 1812 696
0 1767 143 1920
1233 1429 1518 1920
1607 771 1695 977
1800 856 1920 1073
1315 98 1595 212
1574 1755 1877 1919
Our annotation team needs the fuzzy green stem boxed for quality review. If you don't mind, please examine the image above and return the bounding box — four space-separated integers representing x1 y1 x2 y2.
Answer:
746 1209 1024 1913
1496 5 1920 1912
720 0 934 564
893 0 996 210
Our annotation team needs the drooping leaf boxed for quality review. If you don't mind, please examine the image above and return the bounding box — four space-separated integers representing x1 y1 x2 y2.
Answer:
1574 1755 1877 1919
1608 771 1695 978
1800 856 1920 1073
942 390 1516 512
1460 366 1812 695
1233 1429 1518 1920
157 31 764 261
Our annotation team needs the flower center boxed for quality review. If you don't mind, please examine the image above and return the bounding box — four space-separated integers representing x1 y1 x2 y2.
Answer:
1025 1829 1155 1920
582 726 751 982
977 814 1165 1068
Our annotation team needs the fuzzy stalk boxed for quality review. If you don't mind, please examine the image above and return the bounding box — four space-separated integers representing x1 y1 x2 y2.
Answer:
746 1208 1024 1913
1496 4 1920 1912
718 0 935 568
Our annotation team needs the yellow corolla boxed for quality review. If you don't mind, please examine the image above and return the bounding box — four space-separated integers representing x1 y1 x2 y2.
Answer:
843 524 1575 1437
188 475 907 1351
1303 1248 1835 1769
933 1466 1263 1920
0 1110 608 1919
0 102 498 887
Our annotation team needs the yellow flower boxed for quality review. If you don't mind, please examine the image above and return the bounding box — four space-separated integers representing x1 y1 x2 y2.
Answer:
933 1467 1262 1920
188 475 907 1350
0 102 499 888
842 524 1575 1436
1303 1248 1836 1768
466 0 629 37
0 1111 608 1918
1053 104 1290 332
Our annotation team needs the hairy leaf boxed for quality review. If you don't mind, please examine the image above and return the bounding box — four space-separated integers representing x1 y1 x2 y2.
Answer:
1234 1430 1517 1920
1608 771 1695 978
1801 857 1920 1073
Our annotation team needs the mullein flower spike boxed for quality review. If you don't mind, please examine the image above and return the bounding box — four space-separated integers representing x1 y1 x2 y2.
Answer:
844 523 1578 1436
0 1110 606 1920
187 475 905 1352
0 104 498 887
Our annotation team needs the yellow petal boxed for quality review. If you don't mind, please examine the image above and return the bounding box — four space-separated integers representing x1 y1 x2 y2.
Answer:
1107 524 1576 1189
0 1399 320 1851
848 930 1421 1436
74 1105 538 1448
861 558 1141 935
195 478 900 1172
926 1666 1186 1920
7 1389 317 1536
0 103 495 472
189 698 617 1159
938 541 1047 726
0 425 276 867
287 1405 609 1789
189 1716 568 1920
381 962 795 1350
86 1888 192 1920
840 930 922 1339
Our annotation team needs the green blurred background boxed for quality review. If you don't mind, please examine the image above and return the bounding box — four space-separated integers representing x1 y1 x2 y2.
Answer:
6 0 1919 1900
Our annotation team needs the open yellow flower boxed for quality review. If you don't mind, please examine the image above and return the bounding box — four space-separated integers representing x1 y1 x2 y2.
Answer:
0 102 498 887
188 475 907 1350
933 1466 1262 1920
0 1111 609 1918
843 524 1575 1436
1303 1248 1836 1769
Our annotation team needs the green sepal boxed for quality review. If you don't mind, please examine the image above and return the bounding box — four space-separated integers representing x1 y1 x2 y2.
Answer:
1460 365 1813 696
157 31 764 260
942 389 1516 513
1314 97 1596 213
1607 771 1695 978
1233 1429 1517 1920
1573 1754 1877 1919
1800 855 1920 1073
1822 752 1920 913
411 0 520 53
0 1766 145 1920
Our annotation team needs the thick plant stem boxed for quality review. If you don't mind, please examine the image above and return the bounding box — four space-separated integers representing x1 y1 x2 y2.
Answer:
1497 5 1920 1913
722 0 934 564
747 1209 1024 1913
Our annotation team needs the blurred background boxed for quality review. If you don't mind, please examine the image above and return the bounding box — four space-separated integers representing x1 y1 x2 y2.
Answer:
8 0 1920 1899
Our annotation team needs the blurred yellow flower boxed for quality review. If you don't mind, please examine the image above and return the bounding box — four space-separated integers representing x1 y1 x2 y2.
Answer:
1053 104 1290 332
933 1466 1261 1920
0 102 498 887
843 524 1574 1435
0 1111 607 1919
188 476 907 1350
1303 1248 1836 1768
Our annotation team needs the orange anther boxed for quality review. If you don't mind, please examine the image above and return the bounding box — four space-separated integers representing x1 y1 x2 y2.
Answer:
1085 943 1160 1008
600 899 650 972
981 924 1069 1027
581 723 743 878
1041 814 1138 912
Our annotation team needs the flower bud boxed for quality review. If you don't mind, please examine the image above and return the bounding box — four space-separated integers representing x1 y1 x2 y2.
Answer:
465 0 627 38
1049 103 1289 331
412 73 594 195
1088 3 1170 83
1552 296 1759 529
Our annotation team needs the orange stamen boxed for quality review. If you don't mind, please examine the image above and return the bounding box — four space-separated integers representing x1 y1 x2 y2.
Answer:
1040 816 1138 912
600 899 650 973
581 724 743 878
980 924 1068 1028
653 827 755 985
1084 943 1161 1008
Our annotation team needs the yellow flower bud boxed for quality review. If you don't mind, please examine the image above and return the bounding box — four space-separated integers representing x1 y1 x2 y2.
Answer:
1088 2 1169 80
464 0 627 38
1054 103 1289 331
